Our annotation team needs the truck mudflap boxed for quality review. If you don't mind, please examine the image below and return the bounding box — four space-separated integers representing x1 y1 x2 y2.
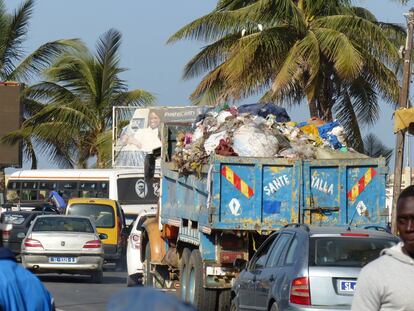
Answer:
203 263 240 289
142 218 166 264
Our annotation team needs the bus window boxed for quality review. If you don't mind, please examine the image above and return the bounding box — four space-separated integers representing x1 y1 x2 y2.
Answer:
21 190 38 201
117 178 160 204
7 181 21 201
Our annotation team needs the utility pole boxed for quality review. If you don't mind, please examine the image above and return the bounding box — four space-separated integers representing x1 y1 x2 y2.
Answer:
391 9 414 235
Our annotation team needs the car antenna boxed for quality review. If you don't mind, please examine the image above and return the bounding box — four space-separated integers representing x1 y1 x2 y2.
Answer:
347 209 358 231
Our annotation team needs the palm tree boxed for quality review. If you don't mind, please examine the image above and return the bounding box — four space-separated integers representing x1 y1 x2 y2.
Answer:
168 0 405 151
10 29 155 168
363 133 393 165
0 0 81 168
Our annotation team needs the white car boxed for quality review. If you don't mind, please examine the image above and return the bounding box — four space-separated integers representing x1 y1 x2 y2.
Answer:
126 209 156 286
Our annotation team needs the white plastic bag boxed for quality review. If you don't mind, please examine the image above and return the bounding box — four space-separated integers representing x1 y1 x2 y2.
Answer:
233 125 279 157
204 131 228 155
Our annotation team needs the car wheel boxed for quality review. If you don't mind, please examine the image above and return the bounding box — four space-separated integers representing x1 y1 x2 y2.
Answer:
230 295 239 311
186 249 217 311
91 270 103 284
270 302 279 311
126 274 137 287
179 248 191 301
142 243 153 286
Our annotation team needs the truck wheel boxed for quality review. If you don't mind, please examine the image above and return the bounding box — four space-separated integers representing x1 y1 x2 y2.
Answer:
186 249 217 311
217 289 231 311
179 248 191 301
142 243 153 286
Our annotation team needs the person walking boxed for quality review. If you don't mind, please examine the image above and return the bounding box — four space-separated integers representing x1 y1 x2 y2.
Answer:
0 222 55 311
352 185 414 310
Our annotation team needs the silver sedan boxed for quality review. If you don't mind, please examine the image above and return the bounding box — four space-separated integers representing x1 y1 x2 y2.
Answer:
21 215 106 283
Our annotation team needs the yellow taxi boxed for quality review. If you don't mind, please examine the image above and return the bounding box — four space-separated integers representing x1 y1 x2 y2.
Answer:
66 198 127 265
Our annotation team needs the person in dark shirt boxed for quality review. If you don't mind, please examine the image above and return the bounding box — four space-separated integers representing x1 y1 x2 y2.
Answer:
0 222 54 311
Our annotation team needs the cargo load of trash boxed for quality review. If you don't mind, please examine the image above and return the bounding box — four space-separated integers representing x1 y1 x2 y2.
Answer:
172 103 368 175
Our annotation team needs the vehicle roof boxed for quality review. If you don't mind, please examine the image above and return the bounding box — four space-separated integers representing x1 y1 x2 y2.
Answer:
8 168 156 179
67 198 117 205
34 215 92 220
285 225 396 239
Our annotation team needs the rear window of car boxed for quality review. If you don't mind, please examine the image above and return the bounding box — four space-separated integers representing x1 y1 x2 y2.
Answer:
33 217 94 233
67 203 115 228
309 237 397 268
1 213 29 225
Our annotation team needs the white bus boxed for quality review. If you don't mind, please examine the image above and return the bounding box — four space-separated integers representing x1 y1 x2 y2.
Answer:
6 168 160 225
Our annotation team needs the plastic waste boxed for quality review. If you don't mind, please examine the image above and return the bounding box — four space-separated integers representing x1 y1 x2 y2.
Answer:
204 131 228 155
237 103 291 122
233 125 280 157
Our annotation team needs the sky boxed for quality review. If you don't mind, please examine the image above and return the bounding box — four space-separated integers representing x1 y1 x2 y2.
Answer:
6 0 414 169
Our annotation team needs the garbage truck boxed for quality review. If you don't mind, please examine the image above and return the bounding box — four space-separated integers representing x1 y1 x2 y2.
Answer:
141 121 388 311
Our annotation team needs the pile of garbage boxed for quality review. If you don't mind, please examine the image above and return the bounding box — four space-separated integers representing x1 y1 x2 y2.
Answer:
172 103 366 175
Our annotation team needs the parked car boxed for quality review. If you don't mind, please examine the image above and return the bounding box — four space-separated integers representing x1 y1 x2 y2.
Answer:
66 198 127 267
231 225 399 311
1 210 56 257
21 215 107 283
126 208 156 286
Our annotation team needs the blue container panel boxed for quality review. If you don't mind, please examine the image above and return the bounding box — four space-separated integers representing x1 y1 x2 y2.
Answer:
262 165 298 225
303 165 342 225
219 164 257 223
346 166 384 226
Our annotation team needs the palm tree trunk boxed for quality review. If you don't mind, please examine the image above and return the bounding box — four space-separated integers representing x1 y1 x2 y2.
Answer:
308 98 319 118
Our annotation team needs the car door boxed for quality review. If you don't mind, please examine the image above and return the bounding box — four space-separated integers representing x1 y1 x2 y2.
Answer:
238 234 278 310
255 233 293 310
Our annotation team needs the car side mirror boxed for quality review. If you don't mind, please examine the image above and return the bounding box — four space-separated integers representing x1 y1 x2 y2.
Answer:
234 258 248 271
99 233 108 240
17 232 26 239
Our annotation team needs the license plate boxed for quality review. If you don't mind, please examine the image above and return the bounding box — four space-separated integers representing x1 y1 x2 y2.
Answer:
338 280 357 293
49 257 77 264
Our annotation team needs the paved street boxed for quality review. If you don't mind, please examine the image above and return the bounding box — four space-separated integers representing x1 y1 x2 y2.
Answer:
39 270 127 311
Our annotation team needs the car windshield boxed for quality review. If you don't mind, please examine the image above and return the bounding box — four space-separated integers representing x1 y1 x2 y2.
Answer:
33 217 94 233
1 213 29 225
309 237 397 268
67 203 115 228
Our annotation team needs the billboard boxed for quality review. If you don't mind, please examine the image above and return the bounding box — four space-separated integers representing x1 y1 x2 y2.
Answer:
0 82 22 167
113 106 206 168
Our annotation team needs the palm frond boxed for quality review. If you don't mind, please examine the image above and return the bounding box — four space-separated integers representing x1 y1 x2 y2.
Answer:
363 133 393 165
9 39 83 81
0 0 33 78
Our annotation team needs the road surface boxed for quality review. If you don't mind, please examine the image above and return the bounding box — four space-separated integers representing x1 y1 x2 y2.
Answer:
40 270 127 311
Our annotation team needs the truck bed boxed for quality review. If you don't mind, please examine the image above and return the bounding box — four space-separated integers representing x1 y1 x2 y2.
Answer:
160 156 387 232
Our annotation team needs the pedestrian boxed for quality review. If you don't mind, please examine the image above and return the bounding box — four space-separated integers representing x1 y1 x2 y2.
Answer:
352 185 414 310
0 222 55 311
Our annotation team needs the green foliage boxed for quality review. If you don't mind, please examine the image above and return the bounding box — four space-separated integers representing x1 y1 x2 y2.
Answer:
169 0 405 149
0 0 82 168
8 29 155 168
363 133 393 165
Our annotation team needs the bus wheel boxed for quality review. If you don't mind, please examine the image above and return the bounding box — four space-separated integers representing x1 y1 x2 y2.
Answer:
186 249 217 311
179 248 191 301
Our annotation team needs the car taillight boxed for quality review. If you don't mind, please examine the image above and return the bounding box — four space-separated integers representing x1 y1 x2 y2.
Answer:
131 234 140 249
24 238 44 249
2 230 10 242
290 277 311 305
117 217 121 243
83 240 102 249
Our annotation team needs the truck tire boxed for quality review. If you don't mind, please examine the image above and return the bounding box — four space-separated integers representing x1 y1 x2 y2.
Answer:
217 289 231 311
186 249 217 311
143 243 153 286
179 248 191 301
